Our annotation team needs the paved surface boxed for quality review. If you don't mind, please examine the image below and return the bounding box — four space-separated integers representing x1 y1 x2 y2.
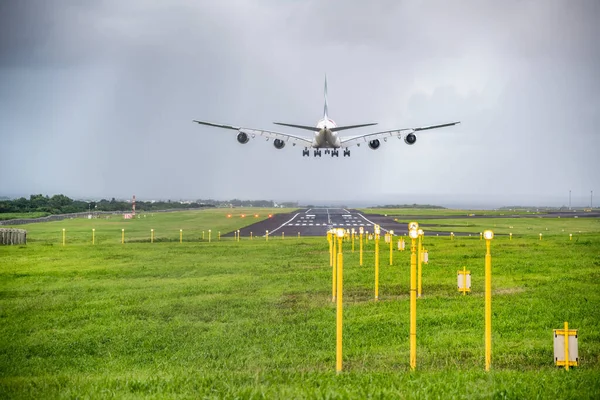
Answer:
226 208 476 237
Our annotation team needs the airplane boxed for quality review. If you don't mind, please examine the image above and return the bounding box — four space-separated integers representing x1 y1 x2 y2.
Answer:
193 77 460 157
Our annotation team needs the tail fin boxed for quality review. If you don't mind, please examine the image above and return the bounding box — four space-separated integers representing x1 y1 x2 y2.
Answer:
323 74 328 120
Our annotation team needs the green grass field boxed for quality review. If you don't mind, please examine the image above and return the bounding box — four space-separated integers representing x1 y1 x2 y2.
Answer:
1 209 599 398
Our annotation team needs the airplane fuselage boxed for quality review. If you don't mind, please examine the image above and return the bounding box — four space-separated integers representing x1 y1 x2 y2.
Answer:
313 118 341 148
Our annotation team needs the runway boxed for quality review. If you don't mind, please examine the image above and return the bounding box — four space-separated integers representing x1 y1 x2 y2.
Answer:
228 208 467 237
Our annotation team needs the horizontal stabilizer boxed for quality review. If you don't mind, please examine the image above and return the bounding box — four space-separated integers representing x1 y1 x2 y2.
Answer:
273 122 320 132
330 123 377 132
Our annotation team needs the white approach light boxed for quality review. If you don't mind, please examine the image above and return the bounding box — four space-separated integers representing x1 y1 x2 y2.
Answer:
483 230 494 240
417 229 424 237
374 225 381 235
336 228 345 238
359 226 364 234
409 229 419 239
389 230 394 235
408 221 419 230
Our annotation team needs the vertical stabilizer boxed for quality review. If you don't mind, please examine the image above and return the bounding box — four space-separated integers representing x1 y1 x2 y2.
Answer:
323 75 328 120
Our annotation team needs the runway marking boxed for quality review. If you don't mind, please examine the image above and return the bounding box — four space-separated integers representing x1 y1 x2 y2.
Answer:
342 209 350 213
357 213 385 232
309 223 313 226
266 213 300 236
305 209 312 214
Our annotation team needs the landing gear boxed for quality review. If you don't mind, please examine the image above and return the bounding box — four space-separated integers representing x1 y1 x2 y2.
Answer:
324 149 330 155
331 150 339 157
302 148 309 157
313 149 322 157
343 149 350 157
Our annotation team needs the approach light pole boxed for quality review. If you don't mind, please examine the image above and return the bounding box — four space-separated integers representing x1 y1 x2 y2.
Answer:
417 228 424 298
359 226 364 266
483 229 494 371
374 224 381 301
408 225 419 370
335 228 345 372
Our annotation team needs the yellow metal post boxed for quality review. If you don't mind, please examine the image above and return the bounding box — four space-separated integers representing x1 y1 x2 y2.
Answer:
298 232 300 239
251 232 253 240
218 231 221 241
359 233 363 266
332 234 337 302
202 231 205 240
539 233 542 240
208 230 211 243
121 228 124 244
62 228 65 246
375 231 380 301
266 230 269 241
417 232 423 298
238 230 241 242
180 229 182 243
282 232 284 240
151 229 154 243
328 231 333 267
92 228 95 245
484 233 493 371
451 232 454 240
480 232 483 241
352 232 355 253
389 232 393 266
336 237 344 373
509 233 512 240
410 235 417 370
569 233 572 240
564 321 569 371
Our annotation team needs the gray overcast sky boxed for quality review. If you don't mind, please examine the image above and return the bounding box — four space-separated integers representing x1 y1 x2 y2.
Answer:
1 1 599 207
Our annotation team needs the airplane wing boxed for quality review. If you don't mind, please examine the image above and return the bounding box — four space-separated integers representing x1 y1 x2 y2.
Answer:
193 120 313 146
340 121 460 148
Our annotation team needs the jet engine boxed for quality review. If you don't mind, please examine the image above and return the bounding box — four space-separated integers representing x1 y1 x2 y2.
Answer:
404 133 417 145
273 139 286 149
368 139 381 150
237 132 250 144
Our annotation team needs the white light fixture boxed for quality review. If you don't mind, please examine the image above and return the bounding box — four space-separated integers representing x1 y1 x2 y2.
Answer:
409 229 418 239
408 221 419 230
483 230 494 240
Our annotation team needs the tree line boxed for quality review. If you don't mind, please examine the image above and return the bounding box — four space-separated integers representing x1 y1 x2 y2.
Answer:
0 195 298 215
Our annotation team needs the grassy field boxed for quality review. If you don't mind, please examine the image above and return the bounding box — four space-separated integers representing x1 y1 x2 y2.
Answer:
0 212 50 221
1 209 599 398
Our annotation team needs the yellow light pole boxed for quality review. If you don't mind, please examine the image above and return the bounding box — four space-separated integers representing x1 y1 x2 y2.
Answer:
238 230 241 242
359 226 364 266
509 232 512 240
480 232 483 241
218 231 221 241
92 228 95 245
409 226 419 370
298 232 300 239
351 228 355 253
332 229 337 302
335 228 345 373
202 231 205 240
121 228 125 244
389 230 394 266
208 230 211 243
62 228 66 246
417 228 424 298
374 224 381 301
328 231 333 267
180 229 183 243
539 233 542 241
569 233 572 241
265 230 269 241
251 232 253 240
151 229 154 243
483 229 494 371
451 232 454 240
282 232 284 240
